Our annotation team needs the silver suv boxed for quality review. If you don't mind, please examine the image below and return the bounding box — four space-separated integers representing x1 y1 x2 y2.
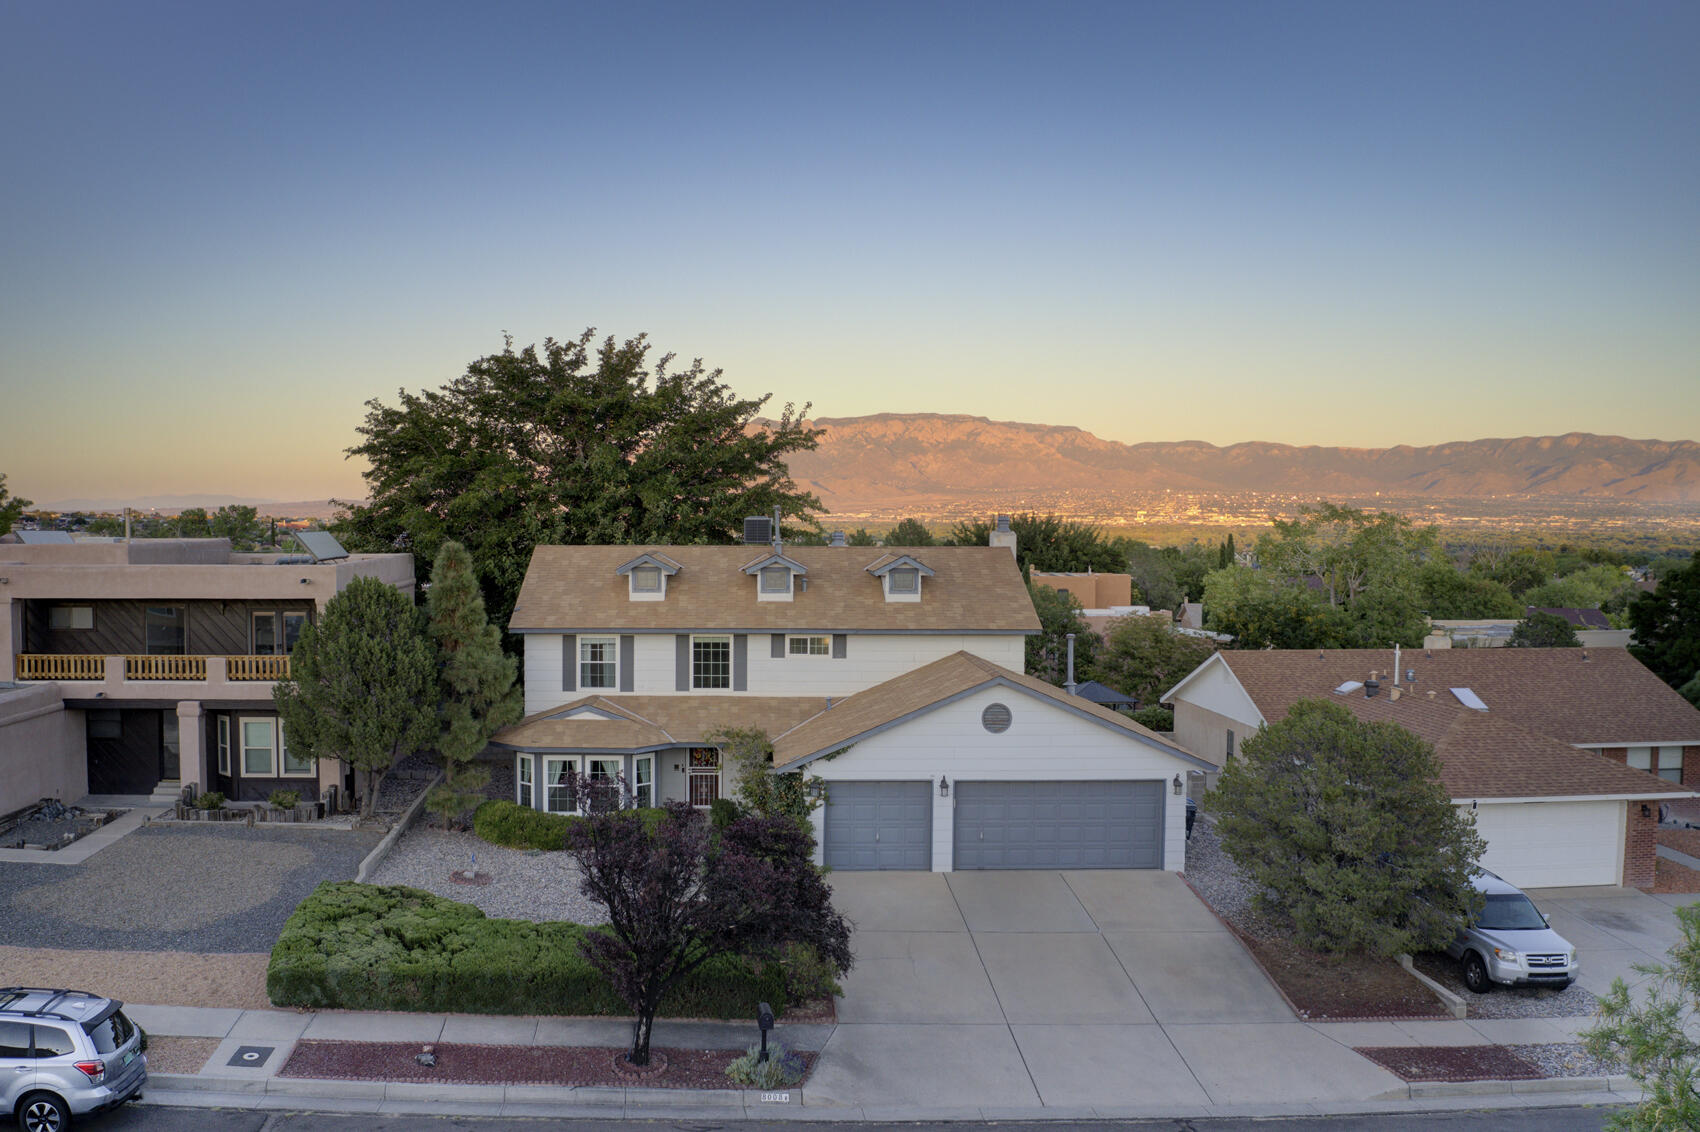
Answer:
0 988 146 1132
1444 872 1578 993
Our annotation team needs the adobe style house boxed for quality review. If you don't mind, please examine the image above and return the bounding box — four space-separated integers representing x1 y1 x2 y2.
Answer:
1163 648 1700 890
494 524 1212 871
0 534 413 811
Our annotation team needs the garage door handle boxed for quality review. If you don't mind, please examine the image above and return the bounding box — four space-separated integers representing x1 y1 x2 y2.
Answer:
875 833 880 842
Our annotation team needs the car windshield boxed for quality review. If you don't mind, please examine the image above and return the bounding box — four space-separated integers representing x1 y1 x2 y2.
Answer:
1476 892 1547 931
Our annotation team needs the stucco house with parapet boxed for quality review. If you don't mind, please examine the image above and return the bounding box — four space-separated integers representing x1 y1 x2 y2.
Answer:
0 533 413 813
1162 647 1698 890
493 526 1212 872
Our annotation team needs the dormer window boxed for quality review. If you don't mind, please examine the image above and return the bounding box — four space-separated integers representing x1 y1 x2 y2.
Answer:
615 551 680 602
866 553 934 603
760 565 792 594
742 551 806 603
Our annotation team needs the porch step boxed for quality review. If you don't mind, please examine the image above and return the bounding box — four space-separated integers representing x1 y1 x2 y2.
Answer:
148 780 185 804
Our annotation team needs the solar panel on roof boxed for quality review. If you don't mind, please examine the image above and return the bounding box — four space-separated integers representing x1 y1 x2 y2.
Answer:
293 530 349 562
1451 687 1489 711
15 530 75 544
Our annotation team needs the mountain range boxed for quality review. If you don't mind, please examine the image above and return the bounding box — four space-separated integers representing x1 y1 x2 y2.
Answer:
779 415 1700 509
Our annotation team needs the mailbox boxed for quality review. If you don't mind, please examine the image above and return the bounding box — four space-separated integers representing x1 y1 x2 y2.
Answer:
757 1001 775 1062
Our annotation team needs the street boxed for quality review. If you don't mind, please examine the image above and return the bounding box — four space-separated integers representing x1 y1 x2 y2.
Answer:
91 1104 1624 1131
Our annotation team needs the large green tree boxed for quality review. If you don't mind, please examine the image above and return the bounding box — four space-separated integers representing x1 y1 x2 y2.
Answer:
948 513 1124 574
425 540 523 826
883 517 936 546
1090 614 1215 709
1202 566 1349 649
1206 700 1485 956
1507 610 1582 648
1123 542 1184 611
336 331 823 633
272 576 439 819
1026 582 1098 686
1258 503 1438 608
1629 557 1700 694
0 474 31 536
1418 560 1521 619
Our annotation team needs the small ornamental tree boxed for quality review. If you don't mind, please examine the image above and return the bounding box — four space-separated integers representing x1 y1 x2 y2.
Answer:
1507 610 1581 648
1205 699 1485 956
425 541 522 826
1582 903 1700 1131
564 804 851 1066
711 727 816 822
1027 582 1098 685
272 576 438 819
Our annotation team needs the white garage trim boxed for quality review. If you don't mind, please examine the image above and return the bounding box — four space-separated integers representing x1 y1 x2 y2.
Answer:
1466 799 1624 889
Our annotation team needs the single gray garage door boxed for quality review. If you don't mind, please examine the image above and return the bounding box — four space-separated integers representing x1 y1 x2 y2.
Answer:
824 781 933 871
954 780 1163 870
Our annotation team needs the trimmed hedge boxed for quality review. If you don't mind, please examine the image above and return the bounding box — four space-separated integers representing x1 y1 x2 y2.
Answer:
473 800 667 850
268 882 789 1017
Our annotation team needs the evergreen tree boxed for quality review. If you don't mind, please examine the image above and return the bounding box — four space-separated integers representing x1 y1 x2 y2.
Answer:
425 540 522 827
884 517 936 546
272 577 439 820
0 474 32 536
1507 611 1581 648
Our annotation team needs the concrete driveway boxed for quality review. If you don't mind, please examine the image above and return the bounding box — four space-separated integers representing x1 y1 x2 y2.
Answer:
1530 884 1699 997
808 870 1406 1111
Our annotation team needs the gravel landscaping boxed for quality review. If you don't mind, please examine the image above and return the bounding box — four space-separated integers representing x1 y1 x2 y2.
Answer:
1506 1042 1623 1079
279 1039 813 1089
366 827 607 924
0 823 380 953
1356 1044 1542 1082
1411 950 1599 1018
0 946 270 1008
143 1036 221 1074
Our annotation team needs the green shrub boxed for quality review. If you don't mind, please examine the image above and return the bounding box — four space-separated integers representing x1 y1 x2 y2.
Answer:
1130 706 1174 732
709 797 744 830
474 800 669 850
267 881 788 1019
268 789 301 810
192 791 225 811
725 1041 807 1088
776 941 841 1001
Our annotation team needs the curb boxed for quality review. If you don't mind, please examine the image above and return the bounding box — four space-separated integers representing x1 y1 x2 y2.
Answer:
146 1071 808 1111
355 772 441 884
1397 953 1469 1019
1376 1073 1641 1100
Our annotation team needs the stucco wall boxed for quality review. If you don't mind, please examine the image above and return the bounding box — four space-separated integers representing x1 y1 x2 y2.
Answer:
0 684 85 813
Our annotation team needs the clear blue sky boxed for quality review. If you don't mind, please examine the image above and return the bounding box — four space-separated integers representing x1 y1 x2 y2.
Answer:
3 0 1696 502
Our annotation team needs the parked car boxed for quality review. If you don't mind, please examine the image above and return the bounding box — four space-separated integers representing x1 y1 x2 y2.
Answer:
1444 872 1577 993
1 988 146 1132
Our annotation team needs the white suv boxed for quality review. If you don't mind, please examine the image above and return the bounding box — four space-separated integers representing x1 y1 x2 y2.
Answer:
0 989 146 1132
1444 872 1578 993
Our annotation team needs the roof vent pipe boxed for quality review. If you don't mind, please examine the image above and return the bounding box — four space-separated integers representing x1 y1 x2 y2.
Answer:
772 505 783 550
1065 633 1078 696
1393 644 1401 686
1364 678 1381 698
830 530 846 548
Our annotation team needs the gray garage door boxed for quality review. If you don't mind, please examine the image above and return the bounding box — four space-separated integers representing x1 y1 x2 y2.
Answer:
824 781 933 871
954 780 1163 870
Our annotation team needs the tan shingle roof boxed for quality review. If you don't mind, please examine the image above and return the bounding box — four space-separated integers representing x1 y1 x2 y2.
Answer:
509 545 1038 634
1204 650 1693 801
492 695 831 752
1209 647 1700 747
771 651 1210 769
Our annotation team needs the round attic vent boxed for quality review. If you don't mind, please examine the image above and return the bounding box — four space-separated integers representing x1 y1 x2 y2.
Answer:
981 703 1012 734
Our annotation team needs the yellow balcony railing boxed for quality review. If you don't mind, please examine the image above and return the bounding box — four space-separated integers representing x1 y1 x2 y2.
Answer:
126 655 208 680
226 655 290 681
17 654 105 680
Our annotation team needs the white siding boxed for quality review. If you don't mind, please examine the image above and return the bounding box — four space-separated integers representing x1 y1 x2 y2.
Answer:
1468 799 1625 888
524 632 1025 712
807 685 1197 872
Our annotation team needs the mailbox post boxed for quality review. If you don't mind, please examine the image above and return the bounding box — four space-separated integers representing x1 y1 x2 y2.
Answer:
756 1001 775 1063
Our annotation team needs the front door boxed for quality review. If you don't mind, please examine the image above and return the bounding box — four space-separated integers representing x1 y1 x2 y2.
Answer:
87 709 163 795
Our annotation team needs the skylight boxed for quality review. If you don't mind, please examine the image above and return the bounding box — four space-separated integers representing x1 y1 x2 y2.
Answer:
1333 681 1364 695
1451 687 1488 711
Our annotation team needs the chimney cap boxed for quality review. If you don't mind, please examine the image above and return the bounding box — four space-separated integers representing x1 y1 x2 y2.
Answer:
995 514 1012 533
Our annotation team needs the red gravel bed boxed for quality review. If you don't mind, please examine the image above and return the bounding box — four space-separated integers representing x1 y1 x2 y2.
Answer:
1355 1045 1542 1082
278 1039 813 1089
1657 827 1700 858
1653 856 1700 894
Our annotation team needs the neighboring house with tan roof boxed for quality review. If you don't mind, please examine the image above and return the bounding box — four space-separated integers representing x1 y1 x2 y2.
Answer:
1162 647 1700 890
493 527 1212 871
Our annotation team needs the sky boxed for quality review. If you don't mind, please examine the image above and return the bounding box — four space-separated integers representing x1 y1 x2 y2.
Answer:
2 0 1697 505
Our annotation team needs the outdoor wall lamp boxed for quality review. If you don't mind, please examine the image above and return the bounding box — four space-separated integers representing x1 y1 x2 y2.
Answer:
805 779 825 800
1642 804 1652 818
938 776 949 797
1172 774 1183 796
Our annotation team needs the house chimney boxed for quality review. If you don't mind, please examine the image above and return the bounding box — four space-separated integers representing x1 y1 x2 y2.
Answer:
829 530 846 547
1389 686 1402 702
989 514 1016 558
1065 633 1078 695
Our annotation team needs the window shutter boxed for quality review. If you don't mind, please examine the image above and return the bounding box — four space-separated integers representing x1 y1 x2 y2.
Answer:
771 633 785 659
675 635 690 691
561 635 577 692
832 633 848 659
733 634 748 691
619 636 635 693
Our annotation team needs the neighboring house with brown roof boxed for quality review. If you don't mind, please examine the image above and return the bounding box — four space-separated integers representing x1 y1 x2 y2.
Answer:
493 529 1211 871
1162 648 1700 890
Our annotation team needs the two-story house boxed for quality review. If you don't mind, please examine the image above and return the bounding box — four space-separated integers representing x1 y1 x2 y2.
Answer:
0 533 414 810
493 525 1213 872
1162 648 1699 890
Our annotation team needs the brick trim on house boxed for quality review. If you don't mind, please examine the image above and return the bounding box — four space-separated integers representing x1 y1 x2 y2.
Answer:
1684 745 1700 790
1624 800 1658 891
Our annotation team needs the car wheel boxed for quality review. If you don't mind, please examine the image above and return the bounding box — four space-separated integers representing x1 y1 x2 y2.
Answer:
18 1092 71 1132
1462 952 1493 994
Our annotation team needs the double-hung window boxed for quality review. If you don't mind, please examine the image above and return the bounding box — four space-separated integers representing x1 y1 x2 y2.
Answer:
788 635 829 657
634 756 654 808
241 718 276 776
516 757 535 809
579 636 618 690
544 756 580 814
280 726 313 777
1629 746 1684 783
692 635 732 690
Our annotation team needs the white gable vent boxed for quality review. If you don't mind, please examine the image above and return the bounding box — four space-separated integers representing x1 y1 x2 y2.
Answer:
981 703 1012 734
